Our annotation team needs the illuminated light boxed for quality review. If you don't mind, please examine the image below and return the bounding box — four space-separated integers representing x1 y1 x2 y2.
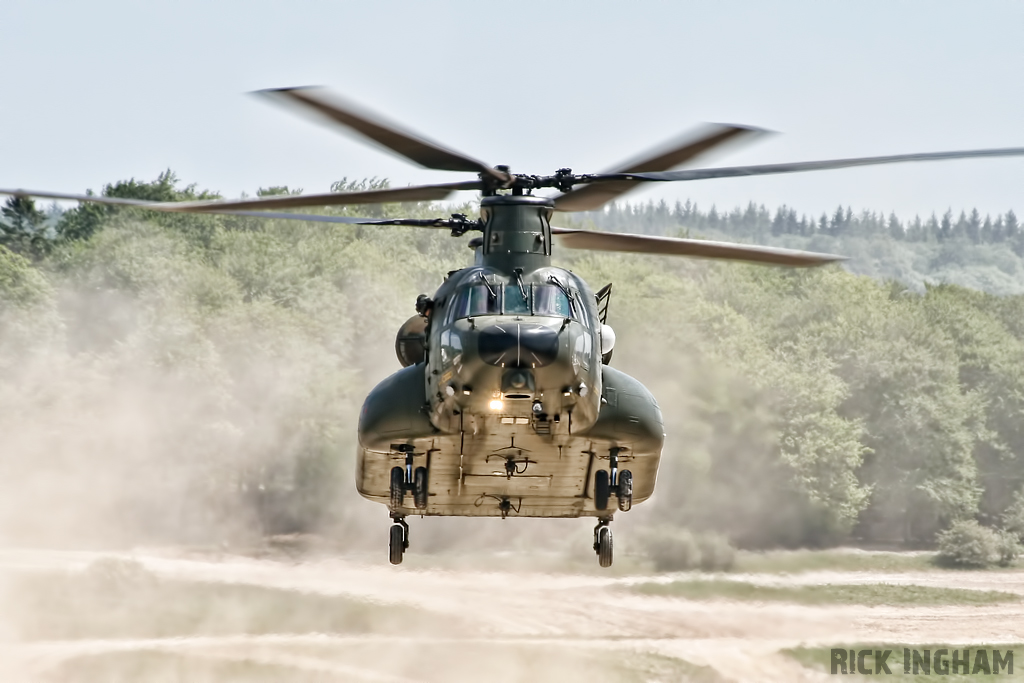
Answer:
489 399 504 411
463 387 472 396
515 417 529 425
501 417 515 424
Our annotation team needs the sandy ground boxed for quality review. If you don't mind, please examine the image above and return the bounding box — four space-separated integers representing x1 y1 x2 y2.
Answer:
1 548 1023 682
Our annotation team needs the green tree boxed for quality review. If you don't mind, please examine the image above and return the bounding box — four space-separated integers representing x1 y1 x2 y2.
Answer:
0 196 50 259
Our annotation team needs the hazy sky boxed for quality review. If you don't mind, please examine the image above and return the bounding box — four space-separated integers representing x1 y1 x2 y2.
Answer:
3 1 1022 221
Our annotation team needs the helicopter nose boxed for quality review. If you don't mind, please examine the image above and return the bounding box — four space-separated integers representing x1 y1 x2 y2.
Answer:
478 323 559 367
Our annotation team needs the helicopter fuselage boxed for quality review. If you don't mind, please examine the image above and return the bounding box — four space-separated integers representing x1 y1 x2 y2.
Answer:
357 194 665 519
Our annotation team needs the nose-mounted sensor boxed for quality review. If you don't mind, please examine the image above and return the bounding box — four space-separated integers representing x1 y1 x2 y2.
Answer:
501 369 535 399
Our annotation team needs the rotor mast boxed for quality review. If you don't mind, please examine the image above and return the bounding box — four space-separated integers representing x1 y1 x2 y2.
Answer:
477 194 554 274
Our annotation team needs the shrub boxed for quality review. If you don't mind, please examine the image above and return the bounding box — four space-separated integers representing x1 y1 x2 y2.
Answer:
936 520 1001 568
1002 489 1024 542
996 530 1022 567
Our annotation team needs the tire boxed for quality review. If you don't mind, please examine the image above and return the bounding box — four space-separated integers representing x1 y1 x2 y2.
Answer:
413 467 428 509
594 469 610 511
390 467 405 509
597 526 613 568
389 524 405 565
617 469 633 512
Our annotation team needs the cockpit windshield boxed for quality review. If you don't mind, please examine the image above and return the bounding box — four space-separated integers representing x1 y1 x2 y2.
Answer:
533 285 572 317
451 285 499 318
451 282 576 320
504 285 530 315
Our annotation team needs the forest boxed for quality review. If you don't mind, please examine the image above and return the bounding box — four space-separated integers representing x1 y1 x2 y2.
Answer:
2 173 1024 558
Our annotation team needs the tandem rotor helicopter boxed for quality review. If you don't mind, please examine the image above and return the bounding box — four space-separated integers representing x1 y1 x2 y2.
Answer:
4 88 1024 566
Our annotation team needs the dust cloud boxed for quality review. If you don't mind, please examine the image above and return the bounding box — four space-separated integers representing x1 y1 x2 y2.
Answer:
2 227 1010 682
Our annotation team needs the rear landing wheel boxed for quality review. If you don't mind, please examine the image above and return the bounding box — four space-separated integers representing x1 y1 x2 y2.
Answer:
389 523 405 565
413 466 428 509
597 526 613 568
617 469 633 512
389 466 405 509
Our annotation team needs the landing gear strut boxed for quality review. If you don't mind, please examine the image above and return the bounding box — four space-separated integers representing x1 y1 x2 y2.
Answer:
389 448 429 510
593 518 613 568
594 447 632 512
389 513 409 565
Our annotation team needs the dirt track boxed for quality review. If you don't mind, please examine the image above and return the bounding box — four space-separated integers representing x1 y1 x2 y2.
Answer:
2 549 1023 682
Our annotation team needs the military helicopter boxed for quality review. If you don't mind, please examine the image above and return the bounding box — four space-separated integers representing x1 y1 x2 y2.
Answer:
4 88 1024 566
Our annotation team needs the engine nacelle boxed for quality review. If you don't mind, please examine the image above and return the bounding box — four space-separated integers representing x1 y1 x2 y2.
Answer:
395 315 428 367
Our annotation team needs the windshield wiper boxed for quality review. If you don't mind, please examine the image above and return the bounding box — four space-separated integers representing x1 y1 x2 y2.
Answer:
512 267 529 301
477 271 498 300
547 275 577 316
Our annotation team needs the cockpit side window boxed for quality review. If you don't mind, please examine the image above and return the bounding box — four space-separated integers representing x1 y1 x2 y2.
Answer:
533 284 572 317
571 290 591 328
453 284 500 318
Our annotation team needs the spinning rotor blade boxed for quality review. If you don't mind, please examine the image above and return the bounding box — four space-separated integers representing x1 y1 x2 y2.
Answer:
553 124 765 212
0 181 479 214
551 227 844 267
170 181 480 212
215 212 474 230
258 87 509 183
591 147 1024 184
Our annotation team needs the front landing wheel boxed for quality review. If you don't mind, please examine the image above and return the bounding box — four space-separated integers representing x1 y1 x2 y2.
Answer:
389 524 405 565
597 526 613 568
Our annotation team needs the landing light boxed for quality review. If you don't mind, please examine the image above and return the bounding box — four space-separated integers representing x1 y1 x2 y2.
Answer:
489 399 504 411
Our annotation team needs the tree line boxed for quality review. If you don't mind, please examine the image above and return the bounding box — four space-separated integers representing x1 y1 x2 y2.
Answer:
1 173 1023 553
587 199 1022 247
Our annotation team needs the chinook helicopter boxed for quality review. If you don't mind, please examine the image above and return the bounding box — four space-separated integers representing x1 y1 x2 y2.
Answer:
4 88 1024 566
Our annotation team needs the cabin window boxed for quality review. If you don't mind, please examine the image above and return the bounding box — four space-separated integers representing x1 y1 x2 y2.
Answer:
440 329 463 366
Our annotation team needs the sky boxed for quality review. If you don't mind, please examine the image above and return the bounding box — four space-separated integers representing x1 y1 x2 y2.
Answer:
2 0 1022 222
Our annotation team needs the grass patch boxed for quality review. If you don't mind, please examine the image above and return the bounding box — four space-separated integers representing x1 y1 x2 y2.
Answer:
628 579 1019 606
785 644 1024 681
732 549 937 574
1 557 461 639
45 646 728 683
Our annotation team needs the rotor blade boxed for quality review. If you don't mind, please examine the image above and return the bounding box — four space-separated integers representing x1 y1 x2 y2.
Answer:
553 124 765 212
208 211 381 224
216 212 466 229
551 228 844 267
0 181 480 214
0 188 163 208
169 181 480 212
257 87 508 183
594 147 1024 183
